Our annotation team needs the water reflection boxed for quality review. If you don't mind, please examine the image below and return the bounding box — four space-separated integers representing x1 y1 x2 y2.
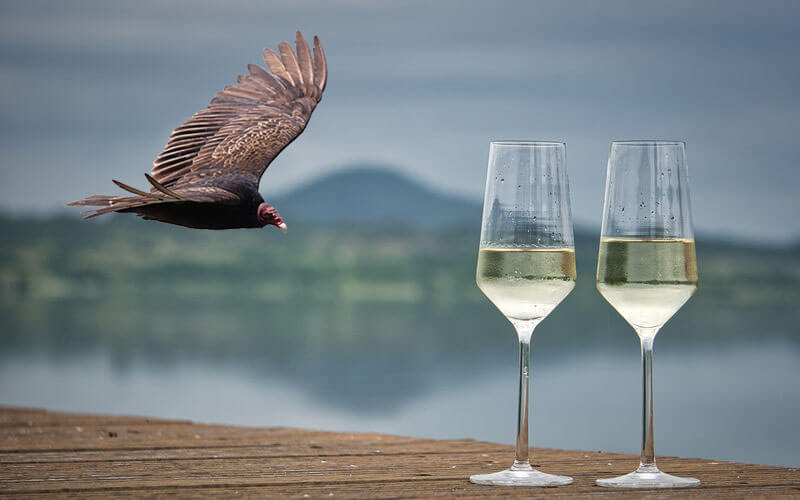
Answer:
1 342 797 467
0 218 798 467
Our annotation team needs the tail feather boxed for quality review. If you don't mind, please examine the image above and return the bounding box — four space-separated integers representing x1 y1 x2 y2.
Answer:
67 175 183 219
83 200 153 219
67 194 153 219
66 194 119 207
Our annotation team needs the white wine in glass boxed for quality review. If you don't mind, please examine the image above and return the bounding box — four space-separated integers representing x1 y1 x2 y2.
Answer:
595 141 700 489
469 141 575 487
597 238 697 329
477 247 576 321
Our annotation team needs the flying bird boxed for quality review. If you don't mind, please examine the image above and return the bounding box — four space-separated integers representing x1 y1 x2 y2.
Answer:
68 31 327 231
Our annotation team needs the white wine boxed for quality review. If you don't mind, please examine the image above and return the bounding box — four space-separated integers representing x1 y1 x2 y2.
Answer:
476 247 576 321
596 238 697 329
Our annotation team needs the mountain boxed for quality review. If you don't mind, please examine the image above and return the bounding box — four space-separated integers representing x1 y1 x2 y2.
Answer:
271 166 482 228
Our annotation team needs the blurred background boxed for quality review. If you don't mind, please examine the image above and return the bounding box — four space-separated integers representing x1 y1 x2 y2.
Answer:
1 0 798 467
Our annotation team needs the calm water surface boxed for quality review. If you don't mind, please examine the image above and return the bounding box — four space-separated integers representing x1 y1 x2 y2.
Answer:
1 222 797 467
1 340 797 467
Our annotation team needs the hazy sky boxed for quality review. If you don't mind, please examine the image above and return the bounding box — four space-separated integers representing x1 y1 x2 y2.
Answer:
0 0 798 241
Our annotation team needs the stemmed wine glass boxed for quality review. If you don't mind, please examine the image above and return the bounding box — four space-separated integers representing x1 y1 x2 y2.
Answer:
470 141 575 487
595 141 700 488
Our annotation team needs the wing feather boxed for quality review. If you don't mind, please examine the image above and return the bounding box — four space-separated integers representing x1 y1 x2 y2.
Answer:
295 31 315 97
278 41 304 88
247 63 273 82
112 179 163 199
237 74 277 96
262 48 293 85
145 173 185 199
313 36 328 92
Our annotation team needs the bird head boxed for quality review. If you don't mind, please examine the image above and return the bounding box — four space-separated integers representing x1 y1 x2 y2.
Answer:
257 202 287 232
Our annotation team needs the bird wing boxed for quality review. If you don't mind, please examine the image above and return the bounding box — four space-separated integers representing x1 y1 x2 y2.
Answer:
150 31 327 191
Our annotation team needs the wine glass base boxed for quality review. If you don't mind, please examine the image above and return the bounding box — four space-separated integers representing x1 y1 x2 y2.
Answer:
470 462 573 487
596 466 700 489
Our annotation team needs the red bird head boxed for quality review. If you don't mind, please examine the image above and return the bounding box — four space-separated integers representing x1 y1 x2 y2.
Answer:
257 203 287 232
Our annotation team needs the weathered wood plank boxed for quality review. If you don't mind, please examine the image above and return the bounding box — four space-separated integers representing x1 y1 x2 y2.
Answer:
28 482 800 499
0 425 411 452
0 453 792 490
0 407 187 427
0 441 510 464
0 406 797 498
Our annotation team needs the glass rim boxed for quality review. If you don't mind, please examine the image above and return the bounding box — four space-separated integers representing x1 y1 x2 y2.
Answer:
490 140 565 147
611 140 685 146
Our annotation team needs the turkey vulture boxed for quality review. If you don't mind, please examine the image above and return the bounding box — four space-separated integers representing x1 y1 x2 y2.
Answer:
68 31 327 231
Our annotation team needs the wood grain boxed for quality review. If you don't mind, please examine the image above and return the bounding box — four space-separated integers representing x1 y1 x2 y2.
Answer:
0 406 797 498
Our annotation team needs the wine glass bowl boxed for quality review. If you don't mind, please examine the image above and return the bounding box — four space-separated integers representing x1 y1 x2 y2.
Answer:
469 141 575 487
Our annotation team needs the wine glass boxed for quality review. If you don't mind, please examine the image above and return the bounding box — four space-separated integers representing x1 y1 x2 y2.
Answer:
469 141 575 487
595 140 700 488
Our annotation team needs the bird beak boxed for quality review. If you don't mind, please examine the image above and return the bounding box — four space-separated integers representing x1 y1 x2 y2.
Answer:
277 222 288 232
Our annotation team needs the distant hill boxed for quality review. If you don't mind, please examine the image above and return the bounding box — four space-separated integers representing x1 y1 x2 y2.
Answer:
269 167 800 249
272 166 482 228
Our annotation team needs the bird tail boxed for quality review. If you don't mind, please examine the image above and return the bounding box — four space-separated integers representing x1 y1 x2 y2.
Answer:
67 176 183 219
66 193 152 219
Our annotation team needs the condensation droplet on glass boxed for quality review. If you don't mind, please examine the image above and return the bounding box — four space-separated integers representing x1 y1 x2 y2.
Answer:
500 178 504 183
671 216 675 220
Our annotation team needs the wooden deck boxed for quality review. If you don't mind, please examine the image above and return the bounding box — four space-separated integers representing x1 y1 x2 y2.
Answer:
0 407 797 498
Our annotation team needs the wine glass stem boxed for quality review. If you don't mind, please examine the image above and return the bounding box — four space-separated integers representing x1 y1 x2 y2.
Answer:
513 323 536 469
638 331 657 470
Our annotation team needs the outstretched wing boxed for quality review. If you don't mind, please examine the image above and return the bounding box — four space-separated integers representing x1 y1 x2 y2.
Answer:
150 31 327 191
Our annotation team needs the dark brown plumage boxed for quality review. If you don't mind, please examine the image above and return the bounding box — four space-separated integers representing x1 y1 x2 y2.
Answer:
68 32 327 231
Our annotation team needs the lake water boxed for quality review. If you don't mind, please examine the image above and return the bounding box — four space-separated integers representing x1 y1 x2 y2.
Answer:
2 336 797 467
1 221 798 468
